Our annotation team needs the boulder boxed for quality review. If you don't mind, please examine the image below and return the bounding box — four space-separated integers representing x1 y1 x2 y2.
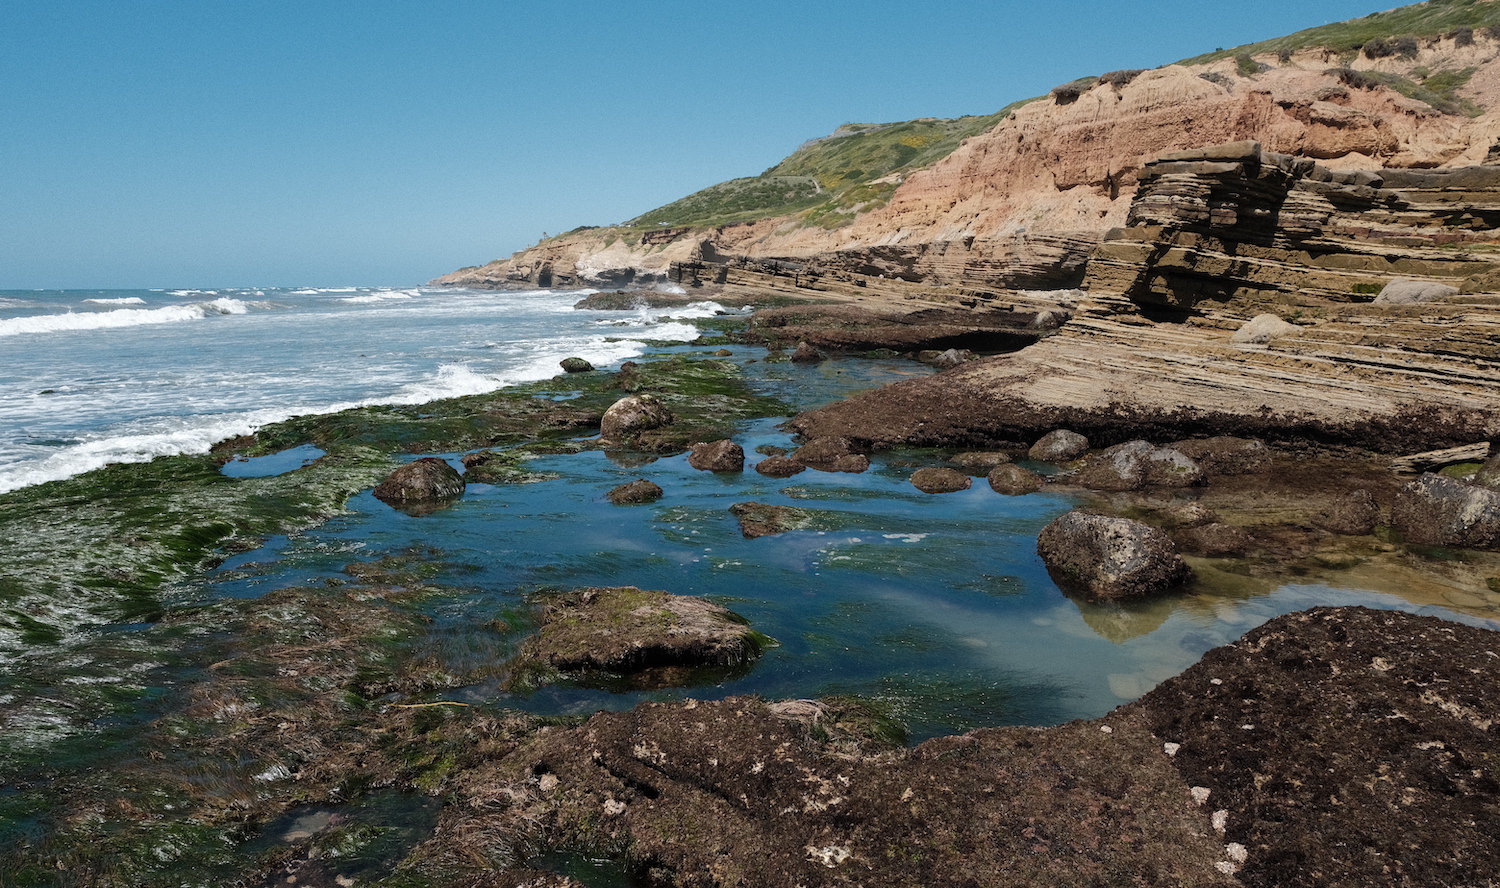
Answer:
1028 430 1090 462
513 586 768 684
791 437 870 474
789 341 824 363
372 457 465 511
607 479 663 505
600 394 674 442
1230 314 1301 344
1373 278 1459 305
987 463 1044 495
911 467 972 494
687 439 745 473
754 456 806 478
950 451 1012 470
1073 441 1205 490
729 502 814 538
918 348 974 369
1392 474 1500 549
1174 522 1254 557
1315 489 1381 536
1037 512 1192 600
559 357 594 373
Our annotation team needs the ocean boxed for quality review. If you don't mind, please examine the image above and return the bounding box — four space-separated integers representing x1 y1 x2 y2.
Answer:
0 286 714 494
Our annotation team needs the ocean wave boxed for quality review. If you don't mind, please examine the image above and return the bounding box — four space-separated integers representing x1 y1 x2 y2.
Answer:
0 298 251 337
83 297 147 305
342 290 415 303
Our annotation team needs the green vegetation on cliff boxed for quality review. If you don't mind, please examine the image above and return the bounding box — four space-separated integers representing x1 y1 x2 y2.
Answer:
627 107 1033 231
1182 0 1500 63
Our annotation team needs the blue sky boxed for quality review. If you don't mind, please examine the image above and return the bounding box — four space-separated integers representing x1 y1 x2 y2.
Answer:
1 1 1401 288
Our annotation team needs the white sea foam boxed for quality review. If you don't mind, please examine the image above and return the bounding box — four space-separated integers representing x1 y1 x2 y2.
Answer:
342 291 414 303
0 298 30 308
83 297 146 305
0 298 251 337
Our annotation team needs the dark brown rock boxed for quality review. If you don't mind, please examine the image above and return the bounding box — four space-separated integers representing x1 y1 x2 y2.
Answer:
1029 429 1090 462
987 463 1044 495
372 457 465 511
789 341 824 363
559 357 594 373
1475 452 1500 489
1132 606 1500 888
607 479 663 505
1037 511 1192 600
910 467 972 493
949 451 1012 470
1170 437 1271 475
1392 473 1500 549
600 394 674 442
1315 489 1381 535
687 439 745 472
791 437 870 474
1175 522 1254 557
754 456 806 478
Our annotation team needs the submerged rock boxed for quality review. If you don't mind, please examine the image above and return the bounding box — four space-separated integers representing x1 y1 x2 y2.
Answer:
1392 473 1500 549
1315 489 1381 536
1037 511 1192 600
910 467 972 493
789 341 824 363
729 502 814 538
513 586 769 682
607 479 663 505
687 439 745 472
1174 522 1254 557
600 394 675 443
987 463 1043 495
372 458 465 512
949 451 1012 470
1028 429 1090 462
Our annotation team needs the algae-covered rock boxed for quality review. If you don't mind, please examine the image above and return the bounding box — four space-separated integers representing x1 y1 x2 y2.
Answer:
1169 436 1270 475
607 479 663 505
1037 511 1192 600
1029 429 1089 462
460 449 561 485
687 439 745 472
600 394 675 443
789 341 824 363
729 501 815 538
1174 522 1254 557
950 451 1012 470
910 467 972 494
559 356 594 373
987 463 1043 495
1315 488 1381 536
513 586 769 684
372 457 465 511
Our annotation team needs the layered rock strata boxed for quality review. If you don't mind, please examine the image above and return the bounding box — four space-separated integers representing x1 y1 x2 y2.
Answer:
792 143 1500 453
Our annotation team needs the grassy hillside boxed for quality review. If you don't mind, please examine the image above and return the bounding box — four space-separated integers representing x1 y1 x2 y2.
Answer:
626 103 1035 231
1182 0 1500 63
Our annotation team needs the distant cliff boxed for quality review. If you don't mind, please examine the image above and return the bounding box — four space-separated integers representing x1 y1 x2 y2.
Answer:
433 14 1500 292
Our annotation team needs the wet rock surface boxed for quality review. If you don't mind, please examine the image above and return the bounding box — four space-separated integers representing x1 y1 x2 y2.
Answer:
559 357 594 373
753 455 806 478
1392 473 1500 549
687 439 745 472
790 437 870 474
599 394 675 443
1131 606 1500 888
729 501 816 538
909 466 971 493
948 450 1011 470
987 463 1044 495
512 586 768 682
372 457 466 511
1037 511 1193 600
1072 440 1205 491
606 478 663 505
1028 429 1090 462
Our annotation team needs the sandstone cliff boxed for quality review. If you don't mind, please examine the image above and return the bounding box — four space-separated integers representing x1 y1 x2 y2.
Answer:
434 31 1500 291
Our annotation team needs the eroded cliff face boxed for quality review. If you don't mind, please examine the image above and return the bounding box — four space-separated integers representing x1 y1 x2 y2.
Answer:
434 35 1500 291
